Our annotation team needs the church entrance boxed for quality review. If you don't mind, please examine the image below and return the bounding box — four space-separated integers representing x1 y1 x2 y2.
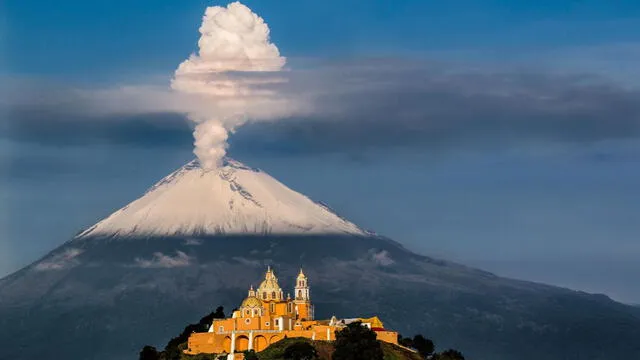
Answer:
254 335 268 351
236 335 249 352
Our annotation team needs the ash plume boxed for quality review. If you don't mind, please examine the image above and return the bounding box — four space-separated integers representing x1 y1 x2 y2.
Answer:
171 1 292 169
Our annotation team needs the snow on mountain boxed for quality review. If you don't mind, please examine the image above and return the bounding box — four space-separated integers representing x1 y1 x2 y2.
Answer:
77 158 365 238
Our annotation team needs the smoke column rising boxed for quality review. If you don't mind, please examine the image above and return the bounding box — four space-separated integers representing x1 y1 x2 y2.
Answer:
172 1 287 169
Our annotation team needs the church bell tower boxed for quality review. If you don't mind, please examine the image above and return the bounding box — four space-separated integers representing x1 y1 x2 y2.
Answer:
294 268 313 320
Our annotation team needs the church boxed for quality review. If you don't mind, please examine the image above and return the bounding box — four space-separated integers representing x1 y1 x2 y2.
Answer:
185 267 398 358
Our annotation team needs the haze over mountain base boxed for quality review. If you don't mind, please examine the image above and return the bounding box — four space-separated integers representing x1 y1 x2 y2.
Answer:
1 234 639 360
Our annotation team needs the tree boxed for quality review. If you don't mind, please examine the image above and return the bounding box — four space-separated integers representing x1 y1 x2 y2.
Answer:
412 334 435 358
243 349 259 360
197 306 226 331
212 306 226 319
435 349 465 360
332 322 384 360
163 306 227 359
283 342 318 360
397 334 414 348
139 345 160 360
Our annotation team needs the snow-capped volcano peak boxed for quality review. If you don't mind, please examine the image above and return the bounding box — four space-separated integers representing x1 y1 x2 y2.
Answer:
77 158 365 238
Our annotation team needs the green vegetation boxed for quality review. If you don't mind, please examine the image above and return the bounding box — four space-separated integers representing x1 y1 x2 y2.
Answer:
140 345 161 360
256 338 332 360
398 334 435 358
255 336 421 360
139 306 226 360
333 322 384 360
433 349 465 360
282 342 318 360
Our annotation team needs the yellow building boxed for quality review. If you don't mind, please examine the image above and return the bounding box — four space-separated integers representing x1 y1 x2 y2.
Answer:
185 267 398 359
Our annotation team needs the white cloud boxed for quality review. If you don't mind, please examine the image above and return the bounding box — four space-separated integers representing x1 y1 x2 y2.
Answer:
232 256 262 267
34 248 83 271
184 238 203 246
134 251 192 268
371 250 395 266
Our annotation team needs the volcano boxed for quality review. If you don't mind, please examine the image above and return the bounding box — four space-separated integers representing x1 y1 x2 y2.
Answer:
77 159 364 238
0 159 639 360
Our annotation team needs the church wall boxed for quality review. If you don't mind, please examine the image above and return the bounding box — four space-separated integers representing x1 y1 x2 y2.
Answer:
312 325 335 341
375 330 399 345
259 315 273 330
212 318 235 333
296 302 312 320
186 333 226 354
235 316 263 331
282 330 315 340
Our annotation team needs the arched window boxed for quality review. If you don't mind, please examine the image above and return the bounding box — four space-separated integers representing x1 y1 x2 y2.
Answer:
270 303 275 313
271 291 276 299
288 303 292 313
246 310 250 315
298 290 302 298
262 292 267 299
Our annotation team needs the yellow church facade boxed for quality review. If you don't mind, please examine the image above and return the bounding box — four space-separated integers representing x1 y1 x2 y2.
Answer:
185 267 398 358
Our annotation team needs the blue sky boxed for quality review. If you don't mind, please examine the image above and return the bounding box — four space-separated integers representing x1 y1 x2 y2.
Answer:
2 0 640 303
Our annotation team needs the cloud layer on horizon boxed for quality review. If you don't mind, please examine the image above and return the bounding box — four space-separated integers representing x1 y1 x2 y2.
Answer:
2 59 640 156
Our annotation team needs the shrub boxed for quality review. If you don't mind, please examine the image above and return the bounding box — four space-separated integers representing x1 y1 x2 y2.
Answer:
243 349 259 360
435 349 465 360
332 322 383 360
139 345 160 360
412 335 434 358
283 342 318 360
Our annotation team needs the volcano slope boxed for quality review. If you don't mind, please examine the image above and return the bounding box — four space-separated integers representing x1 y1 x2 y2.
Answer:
1 234 639 360
1 159 639 360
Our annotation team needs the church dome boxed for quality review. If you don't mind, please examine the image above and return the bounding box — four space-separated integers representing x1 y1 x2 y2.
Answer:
257 266 284 301
241 296 262 308
259 278 280 291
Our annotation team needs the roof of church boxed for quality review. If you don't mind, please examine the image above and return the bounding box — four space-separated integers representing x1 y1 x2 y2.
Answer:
241 296 262 308
258 267 282 293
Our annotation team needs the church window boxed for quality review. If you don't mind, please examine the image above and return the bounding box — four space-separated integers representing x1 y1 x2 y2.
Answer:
246 310 250 315
270 303 275 313
298 290 302 298
275 319 279 326
265 322 270 326
288 303 292 312
271 291 276 299
219 326 224 332
263 292 267 299
245 318 251 324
